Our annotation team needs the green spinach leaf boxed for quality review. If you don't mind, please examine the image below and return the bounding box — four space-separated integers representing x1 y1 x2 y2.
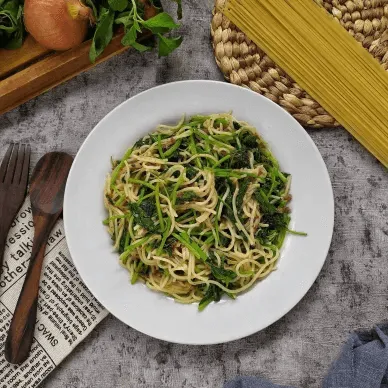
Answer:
186 166 197 180
141 12 179 34
236 178 249 212
176 191 199 204
198 284 223 311
163 236 177 255
121 23 138 46
210 265 236 283
230 147 251 169
108 0 128 12
0 0 24 49
128 199 159 232
90 8 115 63
157 34 182 57
255 190 277 215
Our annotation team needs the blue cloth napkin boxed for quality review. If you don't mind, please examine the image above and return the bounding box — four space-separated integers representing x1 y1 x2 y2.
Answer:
225 325 388 388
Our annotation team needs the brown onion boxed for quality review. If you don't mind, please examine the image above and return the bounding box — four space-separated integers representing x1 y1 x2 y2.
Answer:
24 0 94 51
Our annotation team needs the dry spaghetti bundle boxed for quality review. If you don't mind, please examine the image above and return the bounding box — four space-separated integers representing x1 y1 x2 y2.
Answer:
222 0 388 167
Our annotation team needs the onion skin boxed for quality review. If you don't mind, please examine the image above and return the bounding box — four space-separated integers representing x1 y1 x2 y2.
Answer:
24 0 94 51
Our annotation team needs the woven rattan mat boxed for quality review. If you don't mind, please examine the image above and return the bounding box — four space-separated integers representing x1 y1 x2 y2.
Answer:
211 0 388 127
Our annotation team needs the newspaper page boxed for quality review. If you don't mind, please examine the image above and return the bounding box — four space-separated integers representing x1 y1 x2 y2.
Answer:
0 198 109 388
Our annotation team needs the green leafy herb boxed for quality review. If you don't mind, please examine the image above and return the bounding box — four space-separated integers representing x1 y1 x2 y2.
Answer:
90 8 115 63
131 261 149 284
155 183 165 231
108 0 128 12
212 169 257 178
233 121 242 130
110 147 133 186
157 218 172 255
91 0 182 61
128 199 159 232
118 232 127 254
157 34 183 57
230 147 251 169
189 134 202 168
186 166 197 179
287 229 308 236
142 11 179 34
176 191 199 204
236 178 249 212
0 0 24 49
255 190 277 215
216 179 235 222
163 235 177 256
198 284 223 311
211 265 237 283
164 138 182 158
219 234 230 247
239 132 258 148
172 232 208 262
121 22 138 45
257 213 291 247
262 213 290 229
214 118 229 128
208 252 237 283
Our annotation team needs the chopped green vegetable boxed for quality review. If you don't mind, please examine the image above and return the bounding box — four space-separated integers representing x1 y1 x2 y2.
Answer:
155 183 165 231
118 231 127 254
186 166 197 179
110 147 133 186
164 139 182 158
163 234 176 256
236 178 249 215
198 284 223 311
131 261 149 284
211 265 236 283
128 199 159 232
157 219 172 255
233 121 242 130
255 190 277 214
230 146 251 169
176 191 199 204
214 118 229 128
172 232 208 262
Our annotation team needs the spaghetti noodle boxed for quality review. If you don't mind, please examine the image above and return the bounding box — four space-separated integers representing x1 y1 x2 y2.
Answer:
222 0 388 167
104 113 301 310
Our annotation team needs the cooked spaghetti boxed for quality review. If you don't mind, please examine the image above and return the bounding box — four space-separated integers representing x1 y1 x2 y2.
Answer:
104 113 302 310
222 0 388 167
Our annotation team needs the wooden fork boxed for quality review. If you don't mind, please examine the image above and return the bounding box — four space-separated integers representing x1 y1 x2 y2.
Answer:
0 144 31 274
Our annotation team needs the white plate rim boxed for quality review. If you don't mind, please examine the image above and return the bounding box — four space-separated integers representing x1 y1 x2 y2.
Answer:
64 80 334 345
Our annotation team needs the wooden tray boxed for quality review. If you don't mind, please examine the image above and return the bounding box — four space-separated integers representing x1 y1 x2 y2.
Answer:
0 33 134 115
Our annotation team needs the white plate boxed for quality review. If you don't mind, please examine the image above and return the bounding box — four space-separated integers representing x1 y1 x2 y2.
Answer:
64 80 334 345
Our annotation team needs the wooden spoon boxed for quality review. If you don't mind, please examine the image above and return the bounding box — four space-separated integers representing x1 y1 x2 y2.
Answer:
5 152 73 364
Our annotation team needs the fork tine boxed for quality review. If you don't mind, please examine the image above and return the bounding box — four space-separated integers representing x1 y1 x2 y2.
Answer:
0 143 14 183
13 144 26 184
19 144 31 187
4 143 19 184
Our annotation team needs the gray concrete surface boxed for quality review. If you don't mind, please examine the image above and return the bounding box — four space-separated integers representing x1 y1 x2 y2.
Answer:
1 1 388 387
